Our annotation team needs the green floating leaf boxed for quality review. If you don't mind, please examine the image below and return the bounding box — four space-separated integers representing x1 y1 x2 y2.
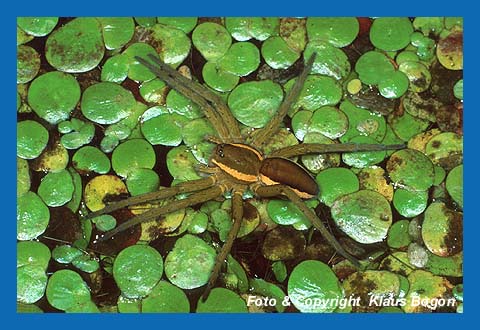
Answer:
45 17 104 73
17 241 51 270
165 234 216 289
369 17 413 51
124 42 159 81
38 169 74 207
17 158 30 197
157 17 198 33
139 78 167 103
17 264 48 304
46 269 94 311
292 75 343 111
101 53 129 83
387 219 412 249
272 261 287 282
166 146 202 181
331 190 392 244
306 17 359 47
393 188 428 218
398 61 432 93
218 42 260 76
228 80 283 128
98 17 134 50
261 36 300 69
17 191 50 240
226 17 279 41
126 168 160 196
73 146 111 175
267 199 307 226
167 89 204 119
249 278 286 312
17 120 49 160
378 70 409 99
355 51 395 85
446 165 463 208
422 202 463 257
28 71 81 124
305 40 351 80
150 24 191 67
111 138 156 178
316 167 359 206
52 245 84 264
196 288 247 313
192 22 232 61
72 254 100 273
17 45 40 83
202 61 240 92
17 17 58 37
387 149 435 191
339 100 386 143
92 214 117 232
436 30 463 70
342 135 387 168
288 260 343 313
113 244 164 299
142 281 190 312
81 82 136 125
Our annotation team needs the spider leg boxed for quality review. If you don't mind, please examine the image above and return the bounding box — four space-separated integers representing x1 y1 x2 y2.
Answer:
201 190 244 301
136 55 241 142
249 52 317 148
96 185 224 242
255 184 362 269
84 176 216 220
269 142 406 158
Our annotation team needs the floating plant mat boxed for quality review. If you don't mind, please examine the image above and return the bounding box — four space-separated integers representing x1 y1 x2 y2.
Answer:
17 17 463 313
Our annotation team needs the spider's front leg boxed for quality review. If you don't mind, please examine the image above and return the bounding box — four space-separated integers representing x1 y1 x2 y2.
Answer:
201 190 244 302
255 184 362 269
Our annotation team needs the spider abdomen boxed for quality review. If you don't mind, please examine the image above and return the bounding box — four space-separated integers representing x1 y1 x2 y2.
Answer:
260 157 319 199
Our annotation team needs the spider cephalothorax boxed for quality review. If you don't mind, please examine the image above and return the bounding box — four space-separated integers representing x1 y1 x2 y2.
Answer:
86 53 405 300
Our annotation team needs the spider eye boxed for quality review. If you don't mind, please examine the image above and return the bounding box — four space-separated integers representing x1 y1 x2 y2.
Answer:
217 145 225 158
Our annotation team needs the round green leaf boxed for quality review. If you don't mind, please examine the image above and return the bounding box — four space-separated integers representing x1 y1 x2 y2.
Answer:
17 241 51 270
17 265 48 304
446 165 462 208
202 61 240 92
81 82 136 125
157 17 198 33
304 40 351 80
355 50 395 85
342 135 387 168
196 288 247 313
17 17 58 37
98 17 134 50
113 244 164 299
141 113 184 146
17 45 40 83
38 169 74 207
228 80 283 128
306 17 359 47
370 17 413 51
72 146 111 174
387 149 435 191
46 269 92 311
101 53 129 83
288 260 343 313
45 17 104 73
17 192 50 240
218 42 260 76
17 120 49 160
142 281 190 313
331 190 392 244
378 70 409 99
111 138 156 178
164 234 216 289
261 36 300 69
316 167 359 206
126 168 160 196
422 202 463 257
192 22 232 61
393 188 428 218
387 219 412 249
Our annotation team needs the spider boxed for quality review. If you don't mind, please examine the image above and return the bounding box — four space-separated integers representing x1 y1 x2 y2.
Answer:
86 52 405 301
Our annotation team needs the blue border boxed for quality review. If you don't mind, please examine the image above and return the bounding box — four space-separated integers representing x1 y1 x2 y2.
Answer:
8 1 474 329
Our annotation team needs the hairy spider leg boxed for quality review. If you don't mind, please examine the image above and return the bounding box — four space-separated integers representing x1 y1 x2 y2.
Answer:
201 190 244 301
270 142 407 158
249 52 317 148
136 55 241 142
255 184 363 268
95 185 224 242
84 176 216 220
134 56 229 141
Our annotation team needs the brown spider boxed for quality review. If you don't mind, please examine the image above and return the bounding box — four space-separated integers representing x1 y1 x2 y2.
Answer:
86 52 405 301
